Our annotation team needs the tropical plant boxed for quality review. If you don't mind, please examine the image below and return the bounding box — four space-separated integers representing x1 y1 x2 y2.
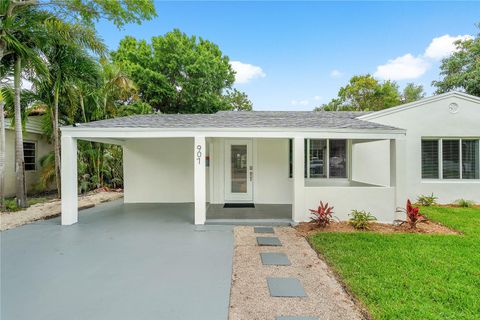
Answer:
455 199 476 208
349 210 377 230
309 201 335 227
395 199 427 229
416 193 438 206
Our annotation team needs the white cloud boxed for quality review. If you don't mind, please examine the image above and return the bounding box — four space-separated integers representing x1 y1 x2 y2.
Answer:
374 53 429 80
424 34 473 60
230 61 266 84
313 95 322 101
373 33 472 81
330 69 344 78
290 99 309 106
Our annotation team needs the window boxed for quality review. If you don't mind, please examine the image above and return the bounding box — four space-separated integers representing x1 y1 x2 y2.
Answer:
421 140 439 179
288 139 349 179
442 140 460 179
309 139 327 178
421 138 480 180
329 139 347 178
462 140 479 179
23 141 36 171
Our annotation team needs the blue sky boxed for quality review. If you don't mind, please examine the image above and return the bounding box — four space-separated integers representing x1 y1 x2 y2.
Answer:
96 1 480 111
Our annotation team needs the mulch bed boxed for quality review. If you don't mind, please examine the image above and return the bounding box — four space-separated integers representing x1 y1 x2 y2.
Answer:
296 220 460 236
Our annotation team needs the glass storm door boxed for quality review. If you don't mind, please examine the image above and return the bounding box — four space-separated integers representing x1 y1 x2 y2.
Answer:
225 140 253 201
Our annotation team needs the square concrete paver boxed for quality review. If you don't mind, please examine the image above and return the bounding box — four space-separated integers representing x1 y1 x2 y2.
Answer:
254 226 275 234
260 252 291 266
257 236 282 246
267 277 307 297
276 317 319 320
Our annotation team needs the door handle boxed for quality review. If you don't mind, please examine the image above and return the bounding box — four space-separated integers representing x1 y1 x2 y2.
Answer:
249 170 253 182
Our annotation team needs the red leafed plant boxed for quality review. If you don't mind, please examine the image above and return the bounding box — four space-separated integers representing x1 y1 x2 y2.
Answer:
395 199 427 229
309 201 334 227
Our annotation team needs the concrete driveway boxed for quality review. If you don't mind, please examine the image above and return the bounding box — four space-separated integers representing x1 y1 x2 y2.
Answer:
1 201 234 320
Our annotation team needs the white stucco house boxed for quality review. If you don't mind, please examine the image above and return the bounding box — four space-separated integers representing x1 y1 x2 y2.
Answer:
60 91 480 225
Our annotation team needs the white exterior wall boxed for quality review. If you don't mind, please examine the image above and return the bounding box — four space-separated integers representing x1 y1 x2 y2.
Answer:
364 95 480 203
123 138 194 203
303 185 395 223
4 130 54 197
351 140 390 186
209 137 292 204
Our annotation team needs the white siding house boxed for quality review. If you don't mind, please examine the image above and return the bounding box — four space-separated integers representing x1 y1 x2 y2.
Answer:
60 92 480 225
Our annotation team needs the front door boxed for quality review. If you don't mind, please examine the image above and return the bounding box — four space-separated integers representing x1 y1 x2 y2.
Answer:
225 140 253 202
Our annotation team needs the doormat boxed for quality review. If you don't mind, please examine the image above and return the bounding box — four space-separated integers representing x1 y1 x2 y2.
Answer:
223 203 255 208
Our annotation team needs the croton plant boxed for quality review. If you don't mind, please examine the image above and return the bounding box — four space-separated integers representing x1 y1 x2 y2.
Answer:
309 201 334 227
395 199 427 229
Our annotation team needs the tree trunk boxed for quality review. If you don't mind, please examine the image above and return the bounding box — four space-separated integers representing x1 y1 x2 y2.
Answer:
52 80 61 198
0 98 6 210
14 56 27 207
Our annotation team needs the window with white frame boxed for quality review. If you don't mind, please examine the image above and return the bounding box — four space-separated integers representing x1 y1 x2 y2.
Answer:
289 139 348 178
421 138 479 180
23 141 37 171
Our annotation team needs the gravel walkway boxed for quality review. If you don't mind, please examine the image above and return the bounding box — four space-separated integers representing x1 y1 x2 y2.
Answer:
229 226 365 320
0 191 123 231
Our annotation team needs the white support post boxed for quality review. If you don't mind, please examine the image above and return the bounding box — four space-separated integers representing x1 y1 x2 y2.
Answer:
293 137 305 223
390 138 407 219
194 136 206 225
61 135 78 225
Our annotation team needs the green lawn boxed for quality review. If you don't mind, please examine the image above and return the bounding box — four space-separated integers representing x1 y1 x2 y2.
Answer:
309 206 480 320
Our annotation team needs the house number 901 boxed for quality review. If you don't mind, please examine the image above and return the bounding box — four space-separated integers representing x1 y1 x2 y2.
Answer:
196 145 202 164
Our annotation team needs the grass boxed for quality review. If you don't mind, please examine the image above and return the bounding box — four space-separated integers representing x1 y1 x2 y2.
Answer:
309 206 480 320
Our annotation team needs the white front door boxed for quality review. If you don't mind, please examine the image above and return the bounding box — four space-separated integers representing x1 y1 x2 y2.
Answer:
224 139 253 202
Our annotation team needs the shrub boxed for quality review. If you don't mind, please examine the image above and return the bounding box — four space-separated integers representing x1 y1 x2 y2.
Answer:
395 199 427 229
349 210 377 230
3 198 20 212
455 199 476 208
416 193 438 206
309 201 334 227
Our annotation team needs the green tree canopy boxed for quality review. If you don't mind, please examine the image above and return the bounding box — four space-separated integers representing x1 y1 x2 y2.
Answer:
112 29 243 114
225 89 253 111
433 26 480 97
316 74 425 111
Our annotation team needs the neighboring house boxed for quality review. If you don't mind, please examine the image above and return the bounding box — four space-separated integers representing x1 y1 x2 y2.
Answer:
60 91 480 225
4 116 53 197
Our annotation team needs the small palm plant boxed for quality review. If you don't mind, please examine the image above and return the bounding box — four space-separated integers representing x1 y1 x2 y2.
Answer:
395 199 427 229
309 201 334 227
455 199 475 208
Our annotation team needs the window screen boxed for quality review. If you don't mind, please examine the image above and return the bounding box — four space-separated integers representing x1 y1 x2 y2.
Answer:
329 139 347 178
462 140 479 179
23 142 36 171
442 140 460 179
421 140 439 179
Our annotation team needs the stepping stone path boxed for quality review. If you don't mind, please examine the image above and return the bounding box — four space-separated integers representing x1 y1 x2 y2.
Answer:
254 226 275 234
254 226 314 319
267 277 307 297
256 236 282 246
260 252 291 266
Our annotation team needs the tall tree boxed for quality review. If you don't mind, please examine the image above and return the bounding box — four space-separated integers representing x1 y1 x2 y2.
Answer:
402 83 425 103
225 89 253 111
433 26 480 96
0 91 5 209
112 29 240 114
316 74 424 111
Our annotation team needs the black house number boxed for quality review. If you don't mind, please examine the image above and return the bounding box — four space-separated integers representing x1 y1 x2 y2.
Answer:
196 145 202 164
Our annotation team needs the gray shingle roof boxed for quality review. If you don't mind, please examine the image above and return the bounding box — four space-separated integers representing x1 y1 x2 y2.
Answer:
73 111 401 131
